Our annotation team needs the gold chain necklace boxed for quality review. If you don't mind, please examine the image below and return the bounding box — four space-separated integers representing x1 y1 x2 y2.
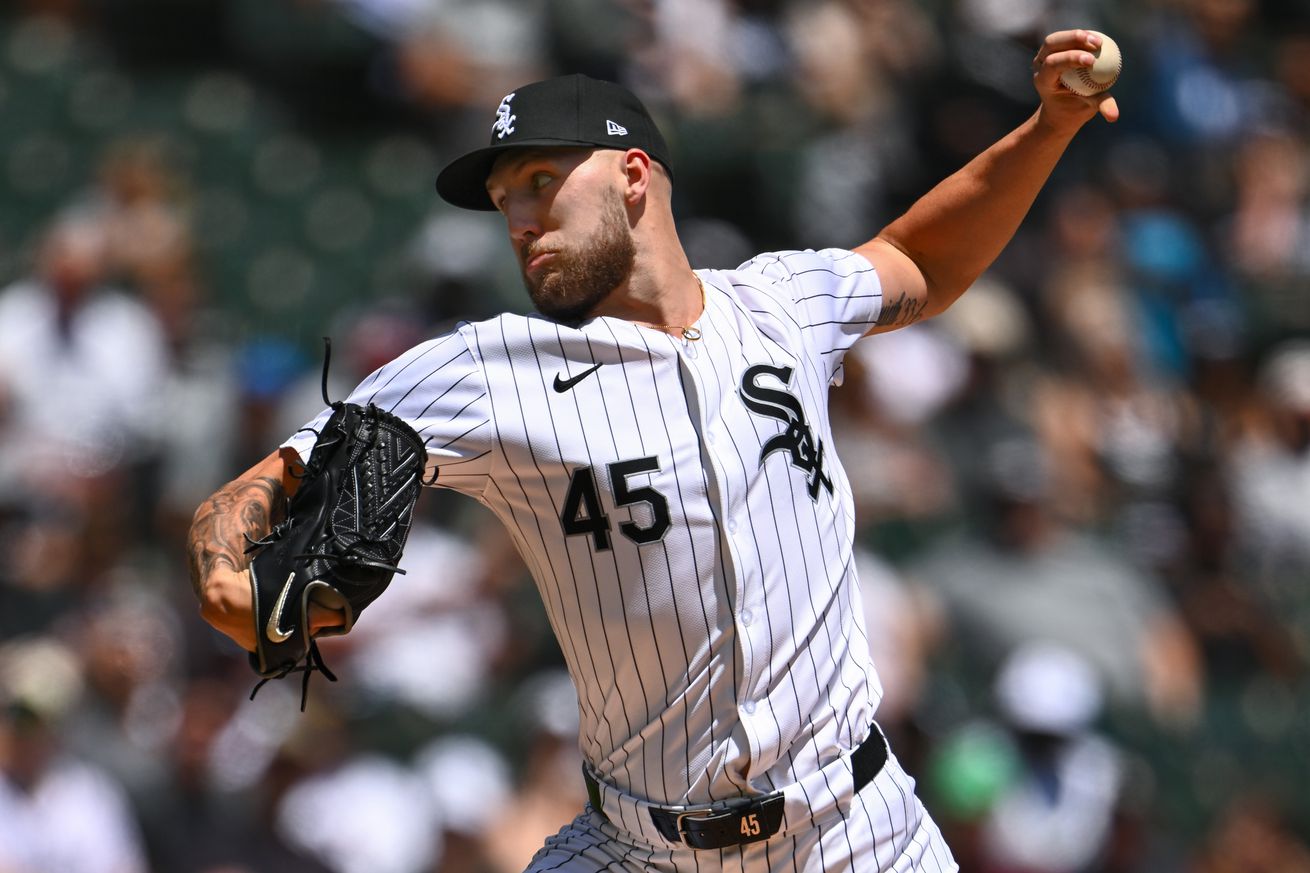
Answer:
631 274 705 341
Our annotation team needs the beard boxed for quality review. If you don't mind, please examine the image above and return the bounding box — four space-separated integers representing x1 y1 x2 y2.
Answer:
521 194 635 324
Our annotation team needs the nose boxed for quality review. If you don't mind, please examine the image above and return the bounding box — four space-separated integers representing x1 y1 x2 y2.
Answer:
503 195 542 249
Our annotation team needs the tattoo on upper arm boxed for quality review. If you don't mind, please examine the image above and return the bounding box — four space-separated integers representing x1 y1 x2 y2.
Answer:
187 476 285 598
875 289 929 328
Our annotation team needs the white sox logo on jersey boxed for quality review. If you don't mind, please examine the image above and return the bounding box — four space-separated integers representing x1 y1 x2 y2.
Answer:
739 364 834 500
493 92 516 139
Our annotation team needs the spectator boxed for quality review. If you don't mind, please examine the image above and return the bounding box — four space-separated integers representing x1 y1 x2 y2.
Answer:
1226 340 1310 663
0 637 149 873
978 642 1124 873
0 214 168 492
909 438 1203 727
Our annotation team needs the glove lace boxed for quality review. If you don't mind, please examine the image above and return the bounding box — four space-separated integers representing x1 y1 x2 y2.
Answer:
249 640 338 712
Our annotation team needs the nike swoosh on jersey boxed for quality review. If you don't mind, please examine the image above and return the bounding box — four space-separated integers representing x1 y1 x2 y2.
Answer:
553 362 603 393
266 571 298 643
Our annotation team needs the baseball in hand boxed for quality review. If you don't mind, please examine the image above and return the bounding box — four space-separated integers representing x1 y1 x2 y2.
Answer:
1060 32 1121 96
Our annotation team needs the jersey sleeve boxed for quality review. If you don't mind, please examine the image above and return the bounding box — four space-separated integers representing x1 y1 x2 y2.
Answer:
736 248 882 379
282 328 493 497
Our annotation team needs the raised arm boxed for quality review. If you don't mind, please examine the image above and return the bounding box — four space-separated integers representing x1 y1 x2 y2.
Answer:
856 30 1119 334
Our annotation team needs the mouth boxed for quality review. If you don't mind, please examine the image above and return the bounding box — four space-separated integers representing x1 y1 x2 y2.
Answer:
525 250 557 273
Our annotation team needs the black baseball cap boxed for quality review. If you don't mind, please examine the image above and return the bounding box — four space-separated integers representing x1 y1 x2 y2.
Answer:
435 74 672 211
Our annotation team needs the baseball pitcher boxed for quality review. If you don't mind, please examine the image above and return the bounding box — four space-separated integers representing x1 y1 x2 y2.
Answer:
188 30 1117 871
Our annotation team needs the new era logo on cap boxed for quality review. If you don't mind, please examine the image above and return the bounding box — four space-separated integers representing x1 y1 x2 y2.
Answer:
436 74 673 211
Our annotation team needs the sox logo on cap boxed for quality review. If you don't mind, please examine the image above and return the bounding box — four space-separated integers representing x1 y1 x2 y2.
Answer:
493 92 516 139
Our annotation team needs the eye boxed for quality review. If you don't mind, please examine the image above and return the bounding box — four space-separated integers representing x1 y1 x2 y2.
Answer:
530 171 553 191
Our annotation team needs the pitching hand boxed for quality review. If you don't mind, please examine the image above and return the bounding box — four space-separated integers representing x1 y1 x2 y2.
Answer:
1032 30 1120 127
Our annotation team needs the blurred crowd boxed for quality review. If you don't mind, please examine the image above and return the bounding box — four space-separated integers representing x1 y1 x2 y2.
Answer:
1 0 1309 871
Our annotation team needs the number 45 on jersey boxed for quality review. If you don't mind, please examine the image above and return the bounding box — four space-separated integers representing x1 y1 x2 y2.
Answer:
561 456 670 551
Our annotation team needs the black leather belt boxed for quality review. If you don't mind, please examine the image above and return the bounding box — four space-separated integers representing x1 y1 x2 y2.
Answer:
584 724 889 850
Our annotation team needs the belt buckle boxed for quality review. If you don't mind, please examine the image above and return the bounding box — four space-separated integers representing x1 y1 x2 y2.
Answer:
673 793 783 848
673 796 740 835
673 807 708 839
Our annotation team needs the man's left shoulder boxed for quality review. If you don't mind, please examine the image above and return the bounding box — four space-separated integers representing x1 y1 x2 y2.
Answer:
708 248 879 317
729 248 875 284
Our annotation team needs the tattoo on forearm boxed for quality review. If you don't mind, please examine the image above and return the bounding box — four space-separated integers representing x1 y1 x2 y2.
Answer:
187 476 285 598
876 290 929 328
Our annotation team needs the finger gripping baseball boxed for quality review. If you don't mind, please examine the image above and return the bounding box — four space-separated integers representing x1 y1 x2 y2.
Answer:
1060 31 1121 96
245 395 426 708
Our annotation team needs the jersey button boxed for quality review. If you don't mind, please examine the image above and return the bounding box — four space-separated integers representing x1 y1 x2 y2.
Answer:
740 609 754 626
706 430 717 445
727 519 737 534
743 701 757 715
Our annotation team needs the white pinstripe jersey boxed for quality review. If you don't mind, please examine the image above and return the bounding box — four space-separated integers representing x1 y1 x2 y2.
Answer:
287 247 885 810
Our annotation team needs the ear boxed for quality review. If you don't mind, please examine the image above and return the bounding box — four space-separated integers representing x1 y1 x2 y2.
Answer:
620 149 652 205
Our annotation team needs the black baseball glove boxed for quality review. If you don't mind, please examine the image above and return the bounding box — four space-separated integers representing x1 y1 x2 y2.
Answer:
245 353 427 707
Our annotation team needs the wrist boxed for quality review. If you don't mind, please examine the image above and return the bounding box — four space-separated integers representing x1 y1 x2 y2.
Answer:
1027 106 1079 138
198 566 257 651
199 565 239 615
1032 103 1092 139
